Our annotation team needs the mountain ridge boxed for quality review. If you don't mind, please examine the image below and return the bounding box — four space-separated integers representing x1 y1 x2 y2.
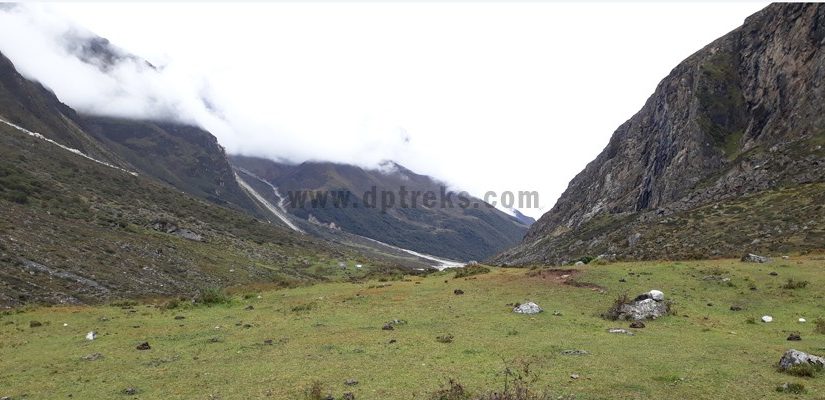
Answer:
494 3 825 265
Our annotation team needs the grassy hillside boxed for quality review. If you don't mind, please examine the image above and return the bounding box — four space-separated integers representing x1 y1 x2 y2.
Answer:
0 118 405 307
2 256 824 399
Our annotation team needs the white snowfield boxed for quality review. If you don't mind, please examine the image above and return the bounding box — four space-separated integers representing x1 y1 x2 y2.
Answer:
0 117 138 177
234 171 305 233
360 236 465 271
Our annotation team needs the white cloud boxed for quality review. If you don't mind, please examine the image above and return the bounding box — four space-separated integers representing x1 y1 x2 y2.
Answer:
1 2 769 218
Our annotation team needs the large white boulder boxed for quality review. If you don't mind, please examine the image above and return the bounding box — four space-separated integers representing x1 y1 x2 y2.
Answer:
779 349 825 371
648 290 664 302
513 302 543 315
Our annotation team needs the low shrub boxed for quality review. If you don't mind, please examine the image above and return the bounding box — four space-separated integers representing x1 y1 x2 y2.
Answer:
814 318 825 334
436 334 455 344
193 287 231 306
783 363 823 377
291 302 317 312
454 265 490 279
776 382 806 394
601 293 630 321
781 279 810 290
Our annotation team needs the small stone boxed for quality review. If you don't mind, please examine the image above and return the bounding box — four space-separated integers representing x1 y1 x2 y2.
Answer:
787 333 802 341
769 272 778 276
561 349 589 356
345 378 358 386
730 305 743 311
388 339 397 344
707 303 713 307
135 342 151 350
762 315 773 323
29 320 42 328
244 305 254 310
799 318 807 323
608 328 634 336
174 316 185 320
382 323 394 331
570 374 580 380
453 289 464 295
619 278 626 283
629 321 646 329
123 388 137 395
342 393 355 400
263 339 273 345
85 331 97 341
242 324 252 329
81 352 104 361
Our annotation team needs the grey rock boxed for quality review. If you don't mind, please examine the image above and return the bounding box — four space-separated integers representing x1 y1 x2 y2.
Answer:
513 302 543 315
345 378 358 386
617 298 668 321
778 349 825 371
561 349 589 356
742 253 770 263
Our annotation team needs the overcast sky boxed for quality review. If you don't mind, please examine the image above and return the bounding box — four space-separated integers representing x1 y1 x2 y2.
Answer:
0 2 768 218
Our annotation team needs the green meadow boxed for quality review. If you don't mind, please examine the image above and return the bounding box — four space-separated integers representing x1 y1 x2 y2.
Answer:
2 256 825 399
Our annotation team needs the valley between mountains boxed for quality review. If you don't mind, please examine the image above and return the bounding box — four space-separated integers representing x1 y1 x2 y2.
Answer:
1 3 825 399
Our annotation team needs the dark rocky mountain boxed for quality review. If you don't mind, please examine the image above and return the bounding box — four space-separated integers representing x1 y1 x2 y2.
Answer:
231 156 531 261
0 50 432 306
0 53 119 163
78 116 260 214
494 3 825 265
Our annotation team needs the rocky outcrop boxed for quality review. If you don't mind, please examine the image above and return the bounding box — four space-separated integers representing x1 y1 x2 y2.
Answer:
778 349 825 371
494 4 825 265
616 290 668 321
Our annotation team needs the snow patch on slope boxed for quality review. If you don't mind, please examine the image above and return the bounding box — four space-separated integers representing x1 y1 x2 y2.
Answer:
0 116 138 176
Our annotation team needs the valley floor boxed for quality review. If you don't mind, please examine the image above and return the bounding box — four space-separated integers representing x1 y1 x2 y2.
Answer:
2 256 825 399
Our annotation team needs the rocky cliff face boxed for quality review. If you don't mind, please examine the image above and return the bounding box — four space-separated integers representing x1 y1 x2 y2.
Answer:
495 3 825 265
